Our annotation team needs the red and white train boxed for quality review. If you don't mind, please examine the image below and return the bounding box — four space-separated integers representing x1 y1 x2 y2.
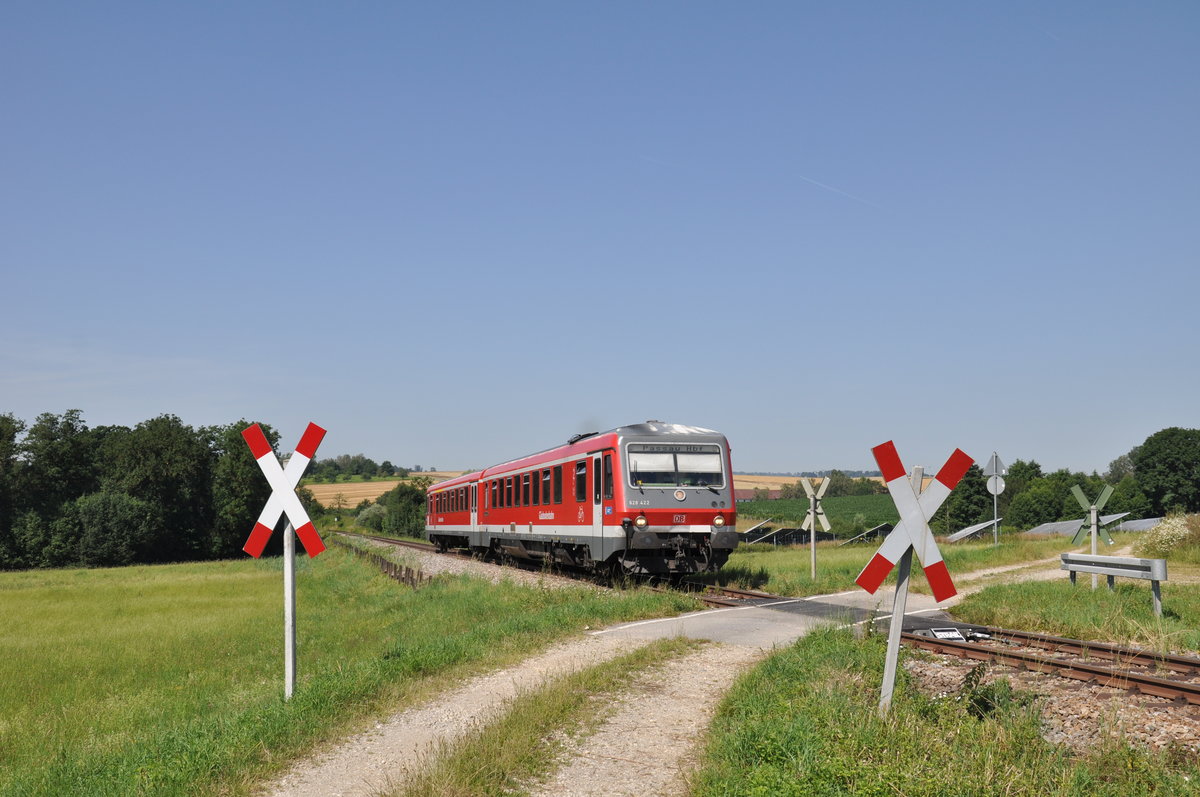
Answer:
426 421 738 578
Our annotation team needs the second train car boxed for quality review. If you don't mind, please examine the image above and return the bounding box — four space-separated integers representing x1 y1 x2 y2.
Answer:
426 421 738 578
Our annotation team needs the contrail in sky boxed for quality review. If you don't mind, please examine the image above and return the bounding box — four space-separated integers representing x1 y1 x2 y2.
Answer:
796 173 884 210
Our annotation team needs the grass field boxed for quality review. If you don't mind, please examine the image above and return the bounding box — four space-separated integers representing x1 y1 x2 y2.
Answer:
0 551 695 795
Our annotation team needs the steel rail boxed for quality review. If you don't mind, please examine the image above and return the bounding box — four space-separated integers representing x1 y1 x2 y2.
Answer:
901 632 1200 705
983 627 1200 675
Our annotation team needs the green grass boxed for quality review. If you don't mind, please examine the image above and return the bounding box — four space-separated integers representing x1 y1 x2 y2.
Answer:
693 627 1200 796
394 637 701 796
702 534 1085 597
953 579 1200 652
0 552 697 796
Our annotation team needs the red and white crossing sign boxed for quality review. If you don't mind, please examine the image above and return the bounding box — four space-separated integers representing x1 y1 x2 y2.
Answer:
242 422 327 558
855 441 973 603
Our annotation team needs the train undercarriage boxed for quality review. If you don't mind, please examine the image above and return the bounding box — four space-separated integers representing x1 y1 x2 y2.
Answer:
427 531 732 581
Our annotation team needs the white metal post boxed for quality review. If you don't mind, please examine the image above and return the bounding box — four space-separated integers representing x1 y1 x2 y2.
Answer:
284 520 296 700
878 466 923 717
1090 505 1098 591
810 492 817 580
878 547 911 717
993 489 999 546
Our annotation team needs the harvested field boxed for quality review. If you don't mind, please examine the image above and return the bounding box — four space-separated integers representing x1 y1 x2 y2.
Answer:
304 472 462 507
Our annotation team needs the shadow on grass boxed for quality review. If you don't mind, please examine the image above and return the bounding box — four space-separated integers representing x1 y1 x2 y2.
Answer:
693 564 773 589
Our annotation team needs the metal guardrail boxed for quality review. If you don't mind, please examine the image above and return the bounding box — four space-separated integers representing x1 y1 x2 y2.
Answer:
1061 553 1167 616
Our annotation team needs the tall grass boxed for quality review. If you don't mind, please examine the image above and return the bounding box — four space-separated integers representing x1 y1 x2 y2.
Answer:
0 551 695 795
693 627 1200 796
953 579 1200 652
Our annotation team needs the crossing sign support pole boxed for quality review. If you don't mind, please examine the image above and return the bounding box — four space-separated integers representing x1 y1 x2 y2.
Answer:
983 453 1006 547
284 520 296 700
878 466 922 716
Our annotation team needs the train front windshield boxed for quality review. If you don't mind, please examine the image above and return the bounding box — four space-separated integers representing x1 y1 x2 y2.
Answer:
628 444 725 488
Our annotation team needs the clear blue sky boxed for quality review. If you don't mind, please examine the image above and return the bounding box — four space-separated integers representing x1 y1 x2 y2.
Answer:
3 2 1197 476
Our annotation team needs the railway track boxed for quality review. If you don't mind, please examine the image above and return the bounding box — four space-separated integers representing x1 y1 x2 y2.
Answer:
336 532 787 607
903 629 1200 705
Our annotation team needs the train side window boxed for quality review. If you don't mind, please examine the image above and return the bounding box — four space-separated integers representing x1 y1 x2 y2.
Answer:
604 453 614 500
574 460 587 502
541 469 551 505
554 465 563 504
532 470 540 505
505 477 513 508
520 473 528 506
594 457 602 503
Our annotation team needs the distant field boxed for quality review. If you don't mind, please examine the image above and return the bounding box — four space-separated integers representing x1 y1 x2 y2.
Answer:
305 472 462 507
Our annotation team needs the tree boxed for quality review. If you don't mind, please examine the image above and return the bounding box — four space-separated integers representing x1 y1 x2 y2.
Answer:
52 491 163 568
1005 483 1063 530
1107 475 1151 519
931 464 990 534
996 458 1042 517
823 470 856 497
376 480 430 537
1133 428 1200 515
15 410 100 518
1105 448 1139 485
0 414 25 567
208 421 278 559
102 415 215 562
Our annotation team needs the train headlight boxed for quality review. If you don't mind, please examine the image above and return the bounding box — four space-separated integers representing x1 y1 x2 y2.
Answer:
634 515 648 528
713 515 726 527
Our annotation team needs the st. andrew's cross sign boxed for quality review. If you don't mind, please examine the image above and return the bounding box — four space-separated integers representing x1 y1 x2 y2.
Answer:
242 422 327 557
856 441 973 603
241 421 327 701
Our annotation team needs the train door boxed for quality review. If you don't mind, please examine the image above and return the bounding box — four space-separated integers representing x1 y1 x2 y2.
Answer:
470 481 478 534
592 454 603 547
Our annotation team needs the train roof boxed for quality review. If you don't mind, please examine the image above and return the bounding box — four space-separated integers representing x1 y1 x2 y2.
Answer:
428 421 727 491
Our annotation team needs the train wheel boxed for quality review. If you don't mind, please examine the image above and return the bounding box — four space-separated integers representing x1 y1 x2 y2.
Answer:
608 559 629 588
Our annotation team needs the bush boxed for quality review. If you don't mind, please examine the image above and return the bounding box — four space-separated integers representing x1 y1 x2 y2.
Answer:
1133 514 1200 558
356 503 386 532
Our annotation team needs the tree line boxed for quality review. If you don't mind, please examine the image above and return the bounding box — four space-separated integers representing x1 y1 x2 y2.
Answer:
928 427 1200 534
306 454 409 482
0 410 331 569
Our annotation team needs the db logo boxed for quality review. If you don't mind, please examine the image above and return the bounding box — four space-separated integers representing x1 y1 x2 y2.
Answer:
673 514 687 524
